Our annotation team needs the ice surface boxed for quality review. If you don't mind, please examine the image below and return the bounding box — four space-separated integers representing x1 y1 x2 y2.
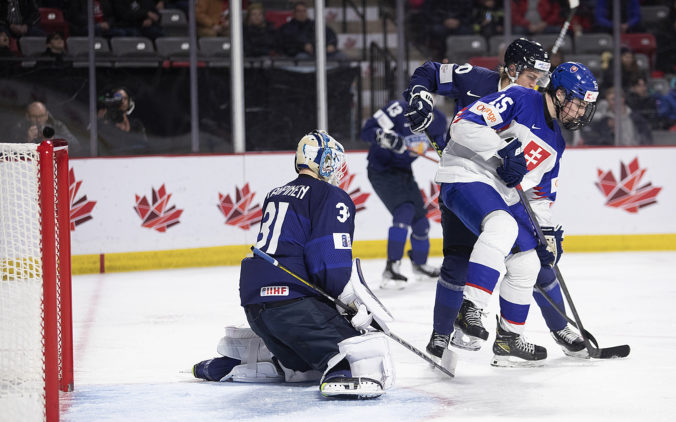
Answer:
61 252 676 421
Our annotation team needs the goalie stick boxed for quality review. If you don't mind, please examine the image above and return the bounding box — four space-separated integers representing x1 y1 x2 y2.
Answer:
251 246 457 378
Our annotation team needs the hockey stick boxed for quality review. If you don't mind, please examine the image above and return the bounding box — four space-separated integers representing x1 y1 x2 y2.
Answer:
533 285 599 348
251 246 457 378
551 0 579 55
515 188 630 359
407 147 439 163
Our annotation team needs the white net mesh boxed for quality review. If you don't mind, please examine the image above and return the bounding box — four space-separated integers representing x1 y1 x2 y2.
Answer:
0 143 46 421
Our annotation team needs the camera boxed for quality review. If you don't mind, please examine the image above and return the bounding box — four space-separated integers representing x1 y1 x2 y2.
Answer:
99 92 125 124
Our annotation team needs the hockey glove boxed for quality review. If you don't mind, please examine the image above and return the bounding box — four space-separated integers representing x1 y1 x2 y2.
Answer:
337 260 393 333
405 85 434 133
375 128 406 154
496 139 528 188
535 225 564 267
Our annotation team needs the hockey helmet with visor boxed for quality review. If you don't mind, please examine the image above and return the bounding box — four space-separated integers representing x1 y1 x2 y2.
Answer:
504 38 551 88
548 62 599 131
295 130 346 185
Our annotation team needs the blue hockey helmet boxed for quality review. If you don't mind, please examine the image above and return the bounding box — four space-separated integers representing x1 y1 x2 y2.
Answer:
295 130 346 185
548 62 599 131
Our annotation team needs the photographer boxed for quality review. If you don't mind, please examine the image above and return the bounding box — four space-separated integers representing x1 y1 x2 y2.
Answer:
97 87 149 156
10 101 81 154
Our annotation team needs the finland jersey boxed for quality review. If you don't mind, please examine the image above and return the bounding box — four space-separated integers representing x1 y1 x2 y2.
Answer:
361 100 447 172
239 175 356 306
439 85 565 216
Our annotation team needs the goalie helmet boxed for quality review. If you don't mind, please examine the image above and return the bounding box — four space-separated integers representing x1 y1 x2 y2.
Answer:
295 130 346 185
548 62 599 131
504 38 551 87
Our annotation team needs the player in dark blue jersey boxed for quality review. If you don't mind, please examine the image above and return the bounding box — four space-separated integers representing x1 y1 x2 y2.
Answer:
360 99 447 289
404 39 592 359
419 62 598 366
192 131 394 399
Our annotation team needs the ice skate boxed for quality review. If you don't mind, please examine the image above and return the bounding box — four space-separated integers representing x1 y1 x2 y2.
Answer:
426 331 450 358
491 319 547 367
551 326 589 359
451 299 489 351
193 356 239 381
381 260 407 290
320 369 384 399
408 250 441 281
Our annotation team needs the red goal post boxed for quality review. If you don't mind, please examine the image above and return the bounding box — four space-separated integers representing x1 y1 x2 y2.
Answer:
0 140 74 421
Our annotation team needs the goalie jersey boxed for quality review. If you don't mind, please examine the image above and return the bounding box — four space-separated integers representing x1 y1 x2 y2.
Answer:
239 174 356 306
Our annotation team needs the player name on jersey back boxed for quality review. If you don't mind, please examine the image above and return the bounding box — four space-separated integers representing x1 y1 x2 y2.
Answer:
268 184 310 200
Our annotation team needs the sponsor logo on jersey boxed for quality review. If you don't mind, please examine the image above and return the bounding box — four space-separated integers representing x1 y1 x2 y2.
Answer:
333 233 352 249
260 286 289 297
523 140 552 171
596 157 661 213
466 90 480 97
439 64 453 84
469 101 503 126
584 91 598 102
134 184 183 232
69 168 97 231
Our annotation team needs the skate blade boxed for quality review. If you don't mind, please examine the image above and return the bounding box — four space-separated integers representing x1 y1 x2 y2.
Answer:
320 378 383 399
561 347 590 359
450 331 484 351
490 355 546 368
380 278 407 290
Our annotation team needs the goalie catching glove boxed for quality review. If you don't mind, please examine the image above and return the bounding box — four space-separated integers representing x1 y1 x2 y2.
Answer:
337 259 394 333
536 225 564 267
405 85 435 133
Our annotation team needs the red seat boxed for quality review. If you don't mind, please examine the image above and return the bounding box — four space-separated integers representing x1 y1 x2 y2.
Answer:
469 56 500 71
265 10 293 29
39 8 69 38
620 33 656 66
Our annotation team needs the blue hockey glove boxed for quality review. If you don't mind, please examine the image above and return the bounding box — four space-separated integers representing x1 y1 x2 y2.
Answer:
536 225 564 267
496 139 528 188
405 85 434 133
375 128 406 154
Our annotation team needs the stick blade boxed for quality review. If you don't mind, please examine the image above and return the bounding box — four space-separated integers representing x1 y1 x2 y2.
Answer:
440 348 458 377
596 345 631 359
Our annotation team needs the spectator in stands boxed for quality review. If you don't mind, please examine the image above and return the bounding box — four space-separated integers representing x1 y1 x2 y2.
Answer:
538 0 591 35
111 0 164 40
278 1 346 60
655 3 676 75
0 29 14 56
511 0 547 35
584 89 652 146
155 1 190 18
196 0 228 38
0 0 45 39
601 46 647 90
656 80 676 131
472 0 504 39
421 0 473 60
10 101 81 153
593 0 644 34
243 3 276 57
38 31 69 67
66 0 124 38
626 76 660 130
97 87 149 156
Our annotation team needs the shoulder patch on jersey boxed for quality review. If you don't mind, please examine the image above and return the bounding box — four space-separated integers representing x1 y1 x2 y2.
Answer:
374 109 395 130
333 233 352 249
260 286 289 297
523 140 552 171
439 64 454 84
469 101 503 127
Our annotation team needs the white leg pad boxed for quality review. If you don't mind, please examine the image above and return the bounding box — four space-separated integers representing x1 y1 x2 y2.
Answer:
216 325 274 363
277 361 323 383
323 332 395 390
220 362 284 383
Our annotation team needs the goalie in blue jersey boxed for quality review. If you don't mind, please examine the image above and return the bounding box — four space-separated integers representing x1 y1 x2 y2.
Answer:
192 130 394 399
360 100 447 289
408 59 598 366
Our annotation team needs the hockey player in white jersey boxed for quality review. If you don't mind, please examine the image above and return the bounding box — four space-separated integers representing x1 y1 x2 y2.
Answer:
192 131 394 398
429 62 599 365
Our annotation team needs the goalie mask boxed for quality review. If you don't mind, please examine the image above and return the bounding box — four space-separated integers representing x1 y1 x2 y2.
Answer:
548 62 599 131
504 38 551 88
295 130 346 185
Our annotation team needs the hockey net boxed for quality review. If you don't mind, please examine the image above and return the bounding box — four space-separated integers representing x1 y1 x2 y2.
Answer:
0 141 73 422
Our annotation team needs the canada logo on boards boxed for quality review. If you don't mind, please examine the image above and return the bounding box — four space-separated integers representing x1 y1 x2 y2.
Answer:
218 183 263 230
420 182 441 223
596 157 661 213
523 140 551 171
338 167 370 213
69 168 96 231
133 184 183 232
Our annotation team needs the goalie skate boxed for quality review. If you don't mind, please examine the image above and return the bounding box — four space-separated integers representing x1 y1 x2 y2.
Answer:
491 319 547 367
320 376 384 399
381 260 407 290
551 326 589 359
451 299 489 351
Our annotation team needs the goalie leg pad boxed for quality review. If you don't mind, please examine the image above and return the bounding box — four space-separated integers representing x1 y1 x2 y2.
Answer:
277 360 323 383
216 325 274 363
220 361 284 383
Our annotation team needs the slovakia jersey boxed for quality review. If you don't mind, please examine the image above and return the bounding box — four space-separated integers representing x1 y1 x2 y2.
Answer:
439 85 565 224
361 100 447 172
239 174 356 306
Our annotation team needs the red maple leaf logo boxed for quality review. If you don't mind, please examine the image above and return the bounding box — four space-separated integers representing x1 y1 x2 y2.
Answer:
133 184 183 232
595 157 661 213
338 167 370 212
523 140 551 171
218 183 262 230
68 168 96 231
420 182 441 223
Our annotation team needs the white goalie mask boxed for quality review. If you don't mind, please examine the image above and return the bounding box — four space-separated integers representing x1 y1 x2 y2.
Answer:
295 130 346 185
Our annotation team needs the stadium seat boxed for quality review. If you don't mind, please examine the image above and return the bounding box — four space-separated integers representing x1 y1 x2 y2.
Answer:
487 35 520 55
265 10 293 29
574 33 612 55
620 33 656 63
19 36 46 56
567 54 603 77
155 37 192 58
531 34 573 55
446 35 487 64
160 9 188 36
468 55 500 71
39 8 69 38
640 5 669 28
110 37 158 67
635 53 650 73
67 37 112 67
199 37 231 57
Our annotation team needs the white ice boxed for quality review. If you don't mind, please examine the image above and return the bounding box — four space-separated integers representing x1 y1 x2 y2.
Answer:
62 252 676 422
